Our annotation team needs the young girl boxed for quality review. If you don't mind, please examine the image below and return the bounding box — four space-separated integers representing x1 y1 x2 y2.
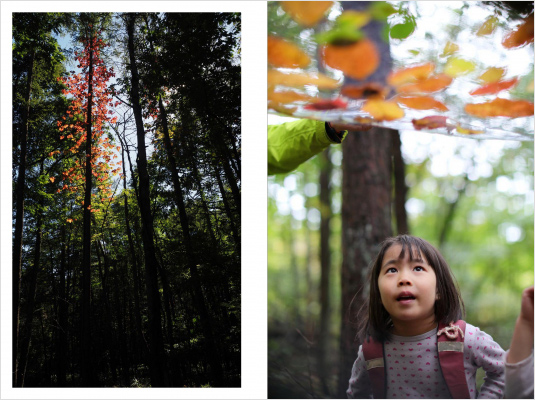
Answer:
347 235 505 399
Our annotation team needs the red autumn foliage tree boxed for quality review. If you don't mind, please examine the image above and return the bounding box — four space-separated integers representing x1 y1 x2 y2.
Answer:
56 30 120 211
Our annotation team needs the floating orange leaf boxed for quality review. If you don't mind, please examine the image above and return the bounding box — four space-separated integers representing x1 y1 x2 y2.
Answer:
353 116 374 125
478 67 506 84
397 96 449 111
502 13 534 48
268 101 297 116
476 16 499 36
304 98 347 110
361 100 404 121
49 177 55 183
411 116 448 130
387 63 435 87
268 69 341 89
341 82 388 99
469 78 518 95
268 36 311 68
66 218 73 223
268 90 316 104
280 1 333 27
465 98 534 117
322 39 380 80
397 74 453 94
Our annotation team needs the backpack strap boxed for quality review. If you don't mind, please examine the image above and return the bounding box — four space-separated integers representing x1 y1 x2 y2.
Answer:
437 320 470 399
361 337 386 399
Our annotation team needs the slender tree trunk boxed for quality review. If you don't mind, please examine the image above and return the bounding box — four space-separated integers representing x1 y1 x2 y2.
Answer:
81 31 95 387
392 131 409 235
18 162 45 387
126 13 169 387
13 49 34 387
158 95 224 387
317 148 332 396
57 224 67 386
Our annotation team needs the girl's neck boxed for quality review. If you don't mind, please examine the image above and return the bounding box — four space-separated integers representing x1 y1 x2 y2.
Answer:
391 317 437 337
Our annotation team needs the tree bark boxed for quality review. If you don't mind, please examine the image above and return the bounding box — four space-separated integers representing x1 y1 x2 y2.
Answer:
317 148 332 396
392 131 409 235
337 4 394 396
126 13 169 387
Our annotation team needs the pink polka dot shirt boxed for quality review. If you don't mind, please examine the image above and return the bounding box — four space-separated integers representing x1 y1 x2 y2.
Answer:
347 323 505 398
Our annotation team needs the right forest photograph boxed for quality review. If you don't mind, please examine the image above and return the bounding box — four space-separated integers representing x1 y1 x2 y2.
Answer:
267 1 534 399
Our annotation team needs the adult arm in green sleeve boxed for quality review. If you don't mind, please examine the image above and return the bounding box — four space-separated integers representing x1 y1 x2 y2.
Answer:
267 119 345 175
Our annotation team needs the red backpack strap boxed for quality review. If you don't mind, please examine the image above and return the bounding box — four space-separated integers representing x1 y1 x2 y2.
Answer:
437 320 470 399
362 337 386 399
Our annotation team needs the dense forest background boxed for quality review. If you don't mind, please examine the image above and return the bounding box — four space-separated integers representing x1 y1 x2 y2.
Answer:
268 1 534 398
12 12 241 388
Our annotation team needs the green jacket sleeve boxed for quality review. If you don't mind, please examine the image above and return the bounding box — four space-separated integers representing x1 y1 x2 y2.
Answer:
268 119 343 175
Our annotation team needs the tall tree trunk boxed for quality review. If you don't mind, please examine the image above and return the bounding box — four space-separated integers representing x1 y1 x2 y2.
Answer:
126 13 169 387
13 49 34 387
158 95 224 387
81 30 95 387
57 224 67 386
317 148 332 396
392 131 409 235
338 3 393 397
18 162 45 387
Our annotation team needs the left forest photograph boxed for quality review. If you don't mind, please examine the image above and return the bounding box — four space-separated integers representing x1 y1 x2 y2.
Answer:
12 12 241 388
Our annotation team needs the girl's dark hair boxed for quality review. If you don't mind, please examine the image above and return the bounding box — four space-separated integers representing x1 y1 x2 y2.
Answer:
357 235 465 342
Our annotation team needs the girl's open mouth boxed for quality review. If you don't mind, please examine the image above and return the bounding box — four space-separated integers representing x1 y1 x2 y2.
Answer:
396 292 416 304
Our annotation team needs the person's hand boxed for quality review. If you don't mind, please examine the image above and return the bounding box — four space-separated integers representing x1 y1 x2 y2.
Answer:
519 286 534 327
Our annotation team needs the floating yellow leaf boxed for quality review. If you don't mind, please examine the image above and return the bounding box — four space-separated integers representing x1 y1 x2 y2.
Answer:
361 100 404 121
268 36 311 68
338 10 372 29
412 116 448 130
478 67 506 84
469 78 518 95
49 177 55 183
397 74 453 94
465 98 534 117
341 82 389 99
67 218 73 223
268 90 316 104
476 16 499 36
441 41 459 57
322 39 380 80
502 14 534 48
397 96 449 111
280 1 333 27
268 69 341 89
387 63 435 87
527 79 534 93
456 124 484 135
444 57 476 77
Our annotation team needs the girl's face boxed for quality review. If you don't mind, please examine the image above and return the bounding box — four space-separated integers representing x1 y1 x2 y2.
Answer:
377 243 437 334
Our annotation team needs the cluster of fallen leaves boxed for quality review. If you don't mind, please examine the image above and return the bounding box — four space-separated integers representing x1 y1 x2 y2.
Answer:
268 1 534 135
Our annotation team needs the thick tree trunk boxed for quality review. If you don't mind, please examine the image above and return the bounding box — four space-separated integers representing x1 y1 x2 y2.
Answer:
126 13 169 387
13 49 34 387
337 2 394 396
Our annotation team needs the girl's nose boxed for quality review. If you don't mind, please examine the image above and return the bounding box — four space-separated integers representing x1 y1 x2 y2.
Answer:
398 274 412 286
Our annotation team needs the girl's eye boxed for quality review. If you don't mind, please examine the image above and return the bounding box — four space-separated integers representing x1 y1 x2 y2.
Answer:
386 267 397 274
414 266 424 272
